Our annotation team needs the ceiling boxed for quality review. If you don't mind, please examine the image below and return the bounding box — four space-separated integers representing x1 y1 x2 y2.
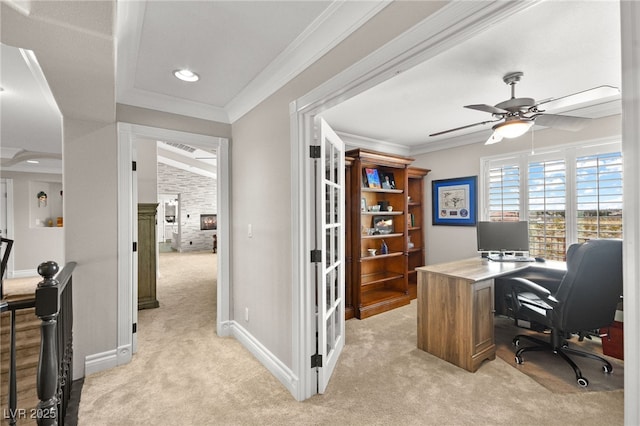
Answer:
1 0 621 174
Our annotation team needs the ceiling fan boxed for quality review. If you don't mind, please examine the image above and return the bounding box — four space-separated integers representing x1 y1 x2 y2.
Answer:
429 71 620 145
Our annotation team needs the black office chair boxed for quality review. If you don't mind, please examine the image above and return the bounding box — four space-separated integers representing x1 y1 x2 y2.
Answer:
509 239 623 387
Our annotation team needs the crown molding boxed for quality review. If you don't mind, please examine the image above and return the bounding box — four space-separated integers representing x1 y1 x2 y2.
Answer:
118 88 230 124
225 1 391 123
116 1 390 125
338 131 410 157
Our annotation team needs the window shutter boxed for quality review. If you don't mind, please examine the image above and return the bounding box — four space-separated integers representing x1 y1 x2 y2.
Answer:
576 152 623 241
488 165 520 221
528 159 566 260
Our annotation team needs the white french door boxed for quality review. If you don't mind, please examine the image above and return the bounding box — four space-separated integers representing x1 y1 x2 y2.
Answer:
313 118 345 393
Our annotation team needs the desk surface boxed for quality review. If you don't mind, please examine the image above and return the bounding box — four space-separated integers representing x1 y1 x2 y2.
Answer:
417 257 566 282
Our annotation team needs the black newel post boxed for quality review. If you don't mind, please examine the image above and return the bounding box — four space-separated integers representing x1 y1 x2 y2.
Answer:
35 261 60 426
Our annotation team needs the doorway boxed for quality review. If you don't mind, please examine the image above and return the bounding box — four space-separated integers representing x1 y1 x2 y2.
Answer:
116 123 231 369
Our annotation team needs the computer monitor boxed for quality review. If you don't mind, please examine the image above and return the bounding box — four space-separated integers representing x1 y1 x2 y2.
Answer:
476 221 530 260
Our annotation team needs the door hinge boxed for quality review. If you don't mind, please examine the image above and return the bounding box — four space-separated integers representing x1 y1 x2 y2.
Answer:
132 323 137 333
311 353 323 368
310 249 322 263
133 242 138 252
309 146 321 159
132 161 137 171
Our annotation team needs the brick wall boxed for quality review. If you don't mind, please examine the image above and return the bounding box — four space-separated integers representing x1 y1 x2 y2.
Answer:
157 163 217 252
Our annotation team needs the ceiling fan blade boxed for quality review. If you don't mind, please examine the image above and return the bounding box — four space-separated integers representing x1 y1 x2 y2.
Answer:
484 132 503 145
536 85 620 111
429 119 500 137
464 104 508 115
534 114 590 131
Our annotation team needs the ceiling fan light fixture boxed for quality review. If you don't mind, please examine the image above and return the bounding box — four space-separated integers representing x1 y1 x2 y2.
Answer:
492 119 533 139
173 69 200 82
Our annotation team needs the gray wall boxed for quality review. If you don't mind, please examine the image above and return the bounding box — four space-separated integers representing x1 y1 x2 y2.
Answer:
157 163 217 252
230 1 447 367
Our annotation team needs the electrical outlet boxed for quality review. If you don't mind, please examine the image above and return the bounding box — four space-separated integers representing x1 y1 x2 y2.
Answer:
245 307 249 322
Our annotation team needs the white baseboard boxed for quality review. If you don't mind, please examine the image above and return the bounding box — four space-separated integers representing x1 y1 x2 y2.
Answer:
10 269 38 278
84 344 132 376
230 321 299 398
85 349 118 376
217 319 232 337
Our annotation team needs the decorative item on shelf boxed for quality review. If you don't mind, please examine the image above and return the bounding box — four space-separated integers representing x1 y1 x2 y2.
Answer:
387 206 393 212
57 217 63 227
380 172 396 189
367 248 377 256
380 240 388 255
408 236 414 249
373 215 393 234
364 168 381 189
361 198 367 212
377 201 389 211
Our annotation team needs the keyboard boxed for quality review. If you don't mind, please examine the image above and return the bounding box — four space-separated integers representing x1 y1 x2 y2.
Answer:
488 255 535 262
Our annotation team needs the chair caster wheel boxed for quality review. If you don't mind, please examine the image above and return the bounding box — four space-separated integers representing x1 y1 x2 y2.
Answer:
603 365 613 374
515 355 524 364
512 338 520 348
577 377 589 387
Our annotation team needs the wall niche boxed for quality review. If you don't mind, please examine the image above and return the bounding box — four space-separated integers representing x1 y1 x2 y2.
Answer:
29 180 63 228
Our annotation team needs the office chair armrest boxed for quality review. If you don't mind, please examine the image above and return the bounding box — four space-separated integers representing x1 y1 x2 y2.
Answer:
511 277 559 307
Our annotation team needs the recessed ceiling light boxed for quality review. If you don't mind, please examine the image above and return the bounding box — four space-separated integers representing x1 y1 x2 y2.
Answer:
27 160 40 164
173 69 199 82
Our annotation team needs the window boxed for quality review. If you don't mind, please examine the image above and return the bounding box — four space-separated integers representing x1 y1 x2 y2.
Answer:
482 140 622 261
576 152 623 242
488 165 520 221
528 159 567 259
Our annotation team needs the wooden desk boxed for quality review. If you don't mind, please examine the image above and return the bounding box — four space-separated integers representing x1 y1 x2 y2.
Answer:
417 257 565 372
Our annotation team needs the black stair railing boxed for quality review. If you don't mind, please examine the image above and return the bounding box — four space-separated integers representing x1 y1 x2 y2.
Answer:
1 261 76 426
35 261 76 426
1 295 36 426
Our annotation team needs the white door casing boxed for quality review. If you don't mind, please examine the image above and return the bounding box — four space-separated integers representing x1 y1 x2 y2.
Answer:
115 123 231 374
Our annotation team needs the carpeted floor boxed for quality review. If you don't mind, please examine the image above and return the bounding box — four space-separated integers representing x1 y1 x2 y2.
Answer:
494 316 624 393
78 251 624 425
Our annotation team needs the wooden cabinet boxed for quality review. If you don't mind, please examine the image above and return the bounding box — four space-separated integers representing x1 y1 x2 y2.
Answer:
138 203 159 310
346 149 429 319
407 167 429 299
345 156 355 320
417 269 496 372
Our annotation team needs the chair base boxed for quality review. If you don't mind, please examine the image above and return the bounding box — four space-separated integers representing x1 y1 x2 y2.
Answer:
512 332 613 387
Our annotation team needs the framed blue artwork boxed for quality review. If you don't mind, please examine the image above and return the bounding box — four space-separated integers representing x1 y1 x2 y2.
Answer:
432 176 477 226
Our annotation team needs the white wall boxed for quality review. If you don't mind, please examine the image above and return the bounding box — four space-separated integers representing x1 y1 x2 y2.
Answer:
412 114 621 265
0 171 64 274
136 139 158 204
64 118 120 379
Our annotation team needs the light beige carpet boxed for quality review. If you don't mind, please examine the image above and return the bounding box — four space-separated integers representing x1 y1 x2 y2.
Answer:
78 251 623 425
